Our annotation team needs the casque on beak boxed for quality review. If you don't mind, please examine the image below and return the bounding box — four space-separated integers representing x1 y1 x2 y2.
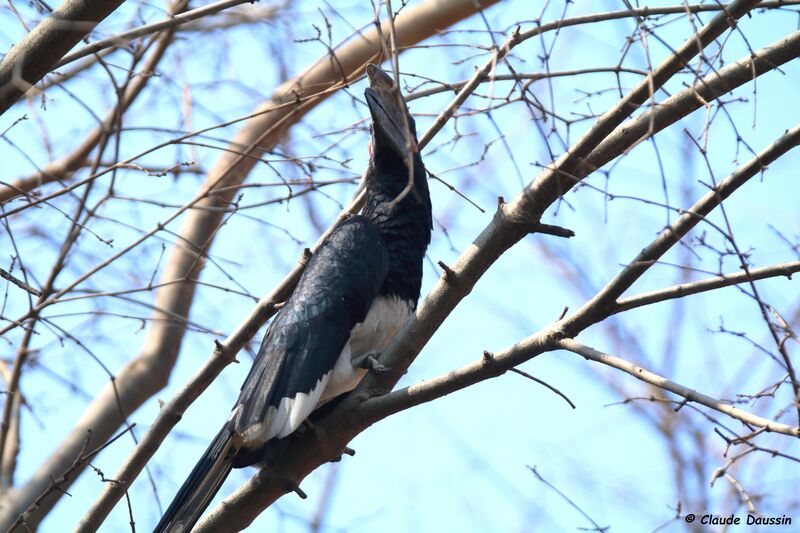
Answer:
365 64 416 163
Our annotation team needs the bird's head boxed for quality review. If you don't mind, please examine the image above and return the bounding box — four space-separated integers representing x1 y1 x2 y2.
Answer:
365 64 419 166
362 64 432 301
362 64 431 242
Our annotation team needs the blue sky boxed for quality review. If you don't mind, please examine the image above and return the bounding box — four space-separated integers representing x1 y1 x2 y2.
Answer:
1 1 799 531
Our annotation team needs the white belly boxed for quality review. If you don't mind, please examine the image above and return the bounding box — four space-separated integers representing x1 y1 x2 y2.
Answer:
320 295 413 404
239 295 413 443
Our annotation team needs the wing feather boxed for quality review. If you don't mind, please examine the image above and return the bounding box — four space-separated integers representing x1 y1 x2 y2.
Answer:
231 216 388 450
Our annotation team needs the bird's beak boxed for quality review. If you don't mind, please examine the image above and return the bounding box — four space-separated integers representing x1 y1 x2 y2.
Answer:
365 64 415 162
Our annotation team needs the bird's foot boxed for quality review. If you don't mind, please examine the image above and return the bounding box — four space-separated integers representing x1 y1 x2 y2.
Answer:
354 352 390 374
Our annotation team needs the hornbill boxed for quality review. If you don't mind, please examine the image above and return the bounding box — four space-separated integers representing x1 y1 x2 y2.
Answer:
153 64 432 532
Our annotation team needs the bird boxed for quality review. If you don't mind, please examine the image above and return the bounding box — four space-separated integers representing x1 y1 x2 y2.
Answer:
153 64 432 533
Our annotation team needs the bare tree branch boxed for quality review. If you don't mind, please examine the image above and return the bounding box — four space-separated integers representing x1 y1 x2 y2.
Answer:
0 267 41 297
0 0 192 204
192 2 791 529
4 1 797 529
54 0 262 69
0 0 126 115
2 0 504 529
614 261 800 313
352 96 800 479
561 120 800 333
190 117 800 526
558 339 800 437
6 1 798 204
6 426 133 533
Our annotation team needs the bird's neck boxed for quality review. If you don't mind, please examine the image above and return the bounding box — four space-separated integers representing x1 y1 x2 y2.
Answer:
363 157 432 306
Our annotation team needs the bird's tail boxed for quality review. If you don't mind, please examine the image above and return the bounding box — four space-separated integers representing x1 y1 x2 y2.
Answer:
153 425 237 533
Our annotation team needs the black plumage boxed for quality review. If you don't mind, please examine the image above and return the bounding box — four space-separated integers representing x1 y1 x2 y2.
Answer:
363 98 431 302
231 217 388 443
154 64 431 533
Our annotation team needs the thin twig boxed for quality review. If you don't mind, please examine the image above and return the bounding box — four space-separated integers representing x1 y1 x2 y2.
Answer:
614 261 800 313
55 0 256 68
528 466 608 532
559 339 799 438
0 267 41 297
509 367 576 409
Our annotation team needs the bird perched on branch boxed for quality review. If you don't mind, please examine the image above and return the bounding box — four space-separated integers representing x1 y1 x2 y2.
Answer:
154 64 432 533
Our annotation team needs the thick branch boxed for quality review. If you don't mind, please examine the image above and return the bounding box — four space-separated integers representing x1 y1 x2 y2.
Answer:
195 3 785 529
6 1 795 206
361 258 800 434
20 0 503 530
0 0 195 513
55 0 258 68
561 122 800 334
6 1 793 205
0 1 192 204
0 0 126 115
361 0 772 406
202 113 800 529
